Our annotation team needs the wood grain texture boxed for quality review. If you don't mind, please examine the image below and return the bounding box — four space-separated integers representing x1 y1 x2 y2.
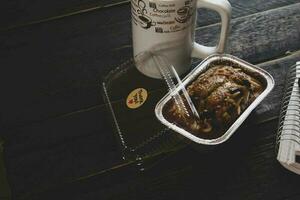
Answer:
0 138 11 200
6 50 300 200
1 3 300 131
195 3 300 63
255 51 300 122
0 4 132 130
0 0 128 30
196 0 300 27
1 0 299 31
22 52 300 199
3 104 123 199
25 119 300 200
1 1 300 199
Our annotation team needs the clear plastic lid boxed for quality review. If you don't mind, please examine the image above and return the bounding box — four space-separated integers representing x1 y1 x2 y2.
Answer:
102 57 185 169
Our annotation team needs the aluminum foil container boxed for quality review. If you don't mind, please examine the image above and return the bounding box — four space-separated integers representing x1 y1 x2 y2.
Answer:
155 54 275 145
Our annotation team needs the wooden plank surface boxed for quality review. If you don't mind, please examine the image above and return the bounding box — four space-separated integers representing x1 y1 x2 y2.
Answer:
0 0 127 30
196 3 300 63
1 2 300 130
1 0 299 31
0 139 11 200
5 26 300 200
25 51 300 200
1 0 300 199
196 0 300 27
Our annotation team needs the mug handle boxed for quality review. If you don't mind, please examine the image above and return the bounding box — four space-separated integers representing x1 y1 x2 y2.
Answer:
191 0 232 58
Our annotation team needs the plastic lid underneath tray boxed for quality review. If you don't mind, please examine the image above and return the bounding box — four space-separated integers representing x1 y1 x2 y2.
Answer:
102 58 185 168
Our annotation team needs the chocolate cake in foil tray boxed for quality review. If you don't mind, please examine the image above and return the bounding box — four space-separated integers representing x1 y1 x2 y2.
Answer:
155 54 275 145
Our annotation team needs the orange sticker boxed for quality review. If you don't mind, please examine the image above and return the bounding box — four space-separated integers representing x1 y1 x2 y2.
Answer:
126 88 148 109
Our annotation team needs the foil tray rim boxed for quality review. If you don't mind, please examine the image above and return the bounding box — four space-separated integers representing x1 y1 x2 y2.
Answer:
155 54 275 145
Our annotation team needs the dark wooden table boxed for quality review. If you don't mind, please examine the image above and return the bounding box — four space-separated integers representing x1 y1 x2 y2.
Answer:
1 0 300 199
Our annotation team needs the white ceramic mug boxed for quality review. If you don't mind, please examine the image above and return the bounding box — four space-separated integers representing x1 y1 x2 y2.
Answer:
131 0 232 79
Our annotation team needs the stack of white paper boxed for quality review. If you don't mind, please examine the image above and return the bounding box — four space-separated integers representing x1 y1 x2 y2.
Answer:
277 62 300 175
